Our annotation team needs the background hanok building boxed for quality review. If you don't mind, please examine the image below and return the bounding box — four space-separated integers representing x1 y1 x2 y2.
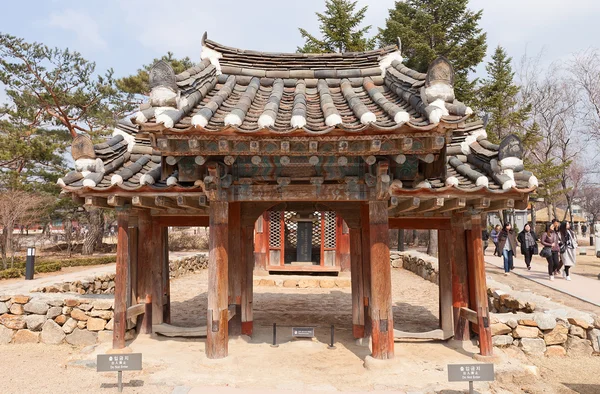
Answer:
59 33 537 361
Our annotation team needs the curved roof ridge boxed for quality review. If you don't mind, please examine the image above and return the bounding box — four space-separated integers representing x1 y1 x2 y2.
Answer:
202 37 399 70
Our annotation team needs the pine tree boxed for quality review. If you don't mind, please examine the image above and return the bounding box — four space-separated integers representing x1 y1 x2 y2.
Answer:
478 46 539 148
298 0 375 53
116 52 195 96
379 0 487 104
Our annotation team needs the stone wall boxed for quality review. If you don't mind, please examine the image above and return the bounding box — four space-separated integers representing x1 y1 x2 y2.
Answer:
32 274 116 295
0 295 134 346
391 251 439 285
393 250 600 356
169 254 208 278
491 313 600 357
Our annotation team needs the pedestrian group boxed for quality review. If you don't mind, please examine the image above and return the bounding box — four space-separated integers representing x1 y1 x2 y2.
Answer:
489 219 578 281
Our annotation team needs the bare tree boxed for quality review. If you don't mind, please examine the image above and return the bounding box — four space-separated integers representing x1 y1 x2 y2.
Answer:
579 186 600 234
0 191 51 268
570 49 600 143
517 53 581 218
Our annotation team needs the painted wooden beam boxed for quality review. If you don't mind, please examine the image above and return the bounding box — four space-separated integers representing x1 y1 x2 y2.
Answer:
113 207 129 349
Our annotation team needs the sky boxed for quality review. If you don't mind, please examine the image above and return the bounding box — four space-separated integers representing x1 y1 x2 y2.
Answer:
1 0 599 88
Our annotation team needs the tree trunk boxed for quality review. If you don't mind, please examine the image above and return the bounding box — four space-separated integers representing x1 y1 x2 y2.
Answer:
397 229 405 252
1 227 7 270
64 218 73 257
82 209 102 255
531 205 537 235
426 230 438 256
95 212 105 252
6 219 14 268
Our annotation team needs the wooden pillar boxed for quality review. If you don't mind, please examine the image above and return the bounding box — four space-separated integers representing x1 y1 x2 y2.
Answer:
451 214 470 341
207 201 229 359
254 214 268 272
368 201 394 360
113 207 129 349
336 218 351 272
360 204 372 337
162 227 170 324
241 225 254 336
228 202 242 336
466 215 493 356
350 227 365 338
151 219 164 325
136 210 153 334
438 230 454 336
127 225 138 308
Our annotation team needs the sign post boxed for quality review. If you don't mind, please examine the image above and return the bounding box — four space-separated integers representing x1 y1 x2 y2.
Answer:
448 363 494 394
97 353 142 392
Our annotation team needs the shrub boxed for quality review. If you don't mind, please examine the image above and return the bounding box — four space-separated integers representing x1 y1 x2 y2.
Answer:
0 268 21 279
169 231 209 251
35 263 62 273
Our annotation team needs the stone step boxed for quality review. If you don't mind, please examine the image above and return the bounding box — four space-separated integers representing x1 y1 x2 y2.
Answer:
253 276 351 289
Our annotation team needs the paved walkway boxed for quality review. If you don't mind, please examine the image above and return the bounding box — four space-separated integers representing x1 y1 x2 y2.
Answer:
484 252 600 307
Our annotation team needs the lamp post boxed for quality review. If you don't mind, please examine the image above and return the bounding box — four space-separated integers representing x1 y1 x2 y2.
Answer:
25 247 36 280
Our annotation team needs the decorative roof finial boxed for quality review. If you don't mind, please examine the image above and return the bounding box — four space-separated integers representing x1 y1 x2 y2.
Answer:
201 31 208 46
149 60 177 92
425 56 455 88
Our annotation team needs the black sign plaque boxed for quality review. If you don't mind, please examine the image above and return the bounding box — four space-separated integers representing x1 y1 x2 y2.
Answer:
97 353 142 372
296 221 312 262
448 363 494 382
292 327 315 338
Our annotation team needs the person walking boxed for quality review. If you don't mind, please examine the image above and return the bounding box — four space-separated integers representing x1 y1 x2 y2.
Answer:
517 222 538 271
497 223 517 275
482 228 490 255
558 221 577 280
540 223 560 280
491 224 501 257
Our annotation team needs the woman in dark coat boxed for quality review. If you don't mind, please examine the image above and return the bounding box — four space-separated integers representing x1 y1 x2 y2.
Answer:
541 223 560 280
497 223 517 275
517 222 538 271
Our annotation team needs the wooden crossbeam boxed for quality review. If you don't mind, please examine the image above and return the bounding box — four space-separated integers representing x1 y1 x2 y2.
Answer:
438 198 466 213
460 307 478 324
468 197 491 210
514 198 529 210
155 196 178 209
176 195 204 210
395 197 420 213
132 196 164 210
84 196 109 208
488 199 514 211
126 303 146 320
412 197 444 213
107 195 128 207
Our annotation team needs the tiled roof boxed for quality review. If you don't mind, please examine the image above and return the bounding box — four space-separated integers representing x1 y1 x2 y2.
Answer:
59 120 536 195
134 35 472 135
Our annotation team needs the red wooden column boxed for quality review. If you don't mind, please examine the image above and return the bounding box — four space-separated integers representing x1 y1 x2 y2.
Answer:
360 204 372 337
368 201 394 360
451 214 470 341
241 224 254 336
438 229 454 336
349 227 365 338
151 219 164 325
113 207 130 349
466 215 493 356
254 213 268 272
336 218 351 272
162 227 170 324
207 201 229 359
136 209 153 334
228 202 242 336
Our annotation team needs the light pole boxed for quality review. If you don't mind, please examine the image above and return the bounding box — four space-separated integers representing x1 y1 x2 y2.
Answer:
25 247 36 280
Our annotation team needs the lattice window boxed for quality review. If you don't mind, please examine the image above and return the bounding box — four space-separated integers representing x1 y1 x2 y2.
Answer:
324 212 337 248
269 211 281 247
311 212 322 247
284 211 298 246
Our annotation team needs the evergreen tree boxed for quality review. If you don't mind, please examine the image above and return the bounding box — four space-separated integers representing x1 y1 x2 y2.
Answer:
478 46 539 148
379 0 487 104
298 0 375 53
116 52 194 96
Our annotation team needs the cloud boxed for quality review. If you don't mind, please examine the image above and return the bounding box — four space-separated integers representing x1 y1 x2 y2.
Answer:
48 8 107 50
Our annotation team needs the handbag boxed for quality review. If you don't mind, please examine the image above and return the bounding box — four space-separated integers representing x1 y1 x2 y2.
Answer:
559 242 566 254
540 246 552 258
532 244 539 255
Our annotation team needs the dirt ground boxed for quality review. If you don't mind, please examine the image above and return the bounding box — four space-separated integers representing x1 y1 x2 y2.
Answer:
1 268 600 393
